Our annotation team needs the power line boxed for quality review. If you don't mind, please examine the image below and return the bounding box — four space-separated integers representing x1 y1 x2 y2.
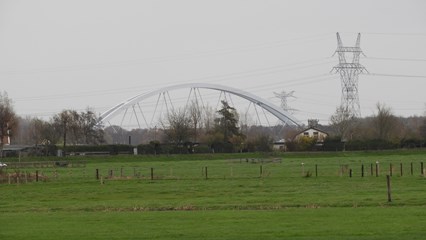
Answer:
363 32 426 37
0 34 334 75
367 73 426 79
365 57 426 62
12 58 333 103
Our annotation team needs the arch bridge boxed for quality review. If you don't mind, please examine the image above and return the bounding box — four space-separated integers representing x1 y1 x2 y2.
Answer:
98 83 301 128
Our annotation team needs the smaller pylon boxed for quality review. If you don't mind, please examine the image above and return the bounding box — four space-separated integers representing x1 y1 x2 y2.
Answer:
274 90 296 113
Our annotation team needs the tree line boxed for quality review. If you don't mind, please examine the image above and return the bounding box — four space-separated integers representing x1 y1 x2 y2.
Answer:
1 91 104 156
1 91 426 156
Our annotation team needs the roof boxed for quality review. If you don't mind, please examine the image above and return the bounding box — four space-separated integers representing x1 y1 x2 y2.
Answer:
2 145 34 151
293 126 329 140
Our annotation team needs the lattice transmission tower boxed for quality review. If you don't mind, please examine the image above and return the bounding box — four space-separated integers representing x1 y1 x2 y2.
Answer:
332 32 368 118
274 90 296 113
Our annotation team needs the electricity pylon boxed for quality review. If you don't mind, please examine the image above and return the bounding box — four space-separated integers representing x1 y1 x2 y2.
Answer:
332 32 367 118
274 90 296 113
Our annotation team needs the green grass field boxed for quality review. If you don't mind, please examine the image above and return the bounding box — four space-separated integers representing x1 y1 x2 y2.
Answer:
1 150 426 239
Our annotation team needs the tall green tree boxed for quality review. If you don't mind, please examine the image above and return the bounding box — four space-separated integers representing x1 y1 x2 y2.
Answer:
215 100 242 142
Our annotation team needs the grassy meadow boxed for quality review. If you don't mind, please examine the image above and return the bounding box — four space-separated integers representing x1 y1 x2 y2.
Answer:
1 150 426 239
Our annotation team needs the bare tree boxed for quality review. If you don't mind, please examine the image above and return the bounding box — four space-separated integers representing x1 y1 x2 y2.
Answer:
188 101 202 143
202 104 215 134
29 118 47 145
420 118 426 140
0 92 18 156
330 105 354 141
161 109 192 146
373 103 398 141
52 110 78 153
79 109 104 144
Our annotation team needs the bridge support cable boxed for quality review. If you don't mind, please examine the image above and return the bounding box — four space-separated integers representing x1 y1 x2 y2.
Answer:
253 104 262 126
108 121 119 134
227 92 236 108
261 107 272 127
184 88 194 114
166 91 175 112
215 91 224 110
136 103 149 128
150 93 162 127
131 105 141 129
162 92 169 116
196 88 207 113
120 108 129 129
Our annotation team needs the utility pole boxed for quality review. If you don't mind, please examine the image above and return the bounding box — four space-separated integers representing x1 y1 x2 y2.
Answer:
332 32 367 118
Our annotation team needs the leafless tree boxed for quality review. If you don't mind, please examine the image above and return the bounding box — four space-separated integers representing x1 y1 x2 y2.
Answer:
0 91 18 156
373 102 398 141
79 109 104 144
330 105 354 141
202 104 215 134
161 108 192 145
29 118 47 145
188 101 202 143
52 109 78 152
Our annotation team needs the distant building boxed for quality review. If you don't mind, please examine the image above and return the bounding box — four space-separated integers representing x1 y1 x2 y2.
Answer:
1 145 33 157
294 127 328 143
273 139 287 151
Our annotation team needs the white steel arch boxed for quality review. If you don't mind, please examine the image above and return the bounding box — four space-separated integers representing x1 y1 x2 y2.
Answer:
98 83 301 127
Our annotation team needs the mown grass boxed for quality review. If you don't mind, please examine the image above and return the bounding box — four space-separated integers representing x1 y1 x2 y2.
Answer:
1 150 426 239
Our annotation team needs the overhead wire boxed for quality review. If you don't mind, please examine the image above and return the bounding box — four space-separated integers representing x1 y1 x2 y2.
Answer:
366 73 426 79
12 57 334 103
0 33 334 75
365 57 426 62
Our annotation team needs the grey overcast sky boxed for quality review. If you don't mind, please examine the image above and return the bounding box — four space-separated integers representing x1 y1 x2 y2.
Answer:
1 0 426 125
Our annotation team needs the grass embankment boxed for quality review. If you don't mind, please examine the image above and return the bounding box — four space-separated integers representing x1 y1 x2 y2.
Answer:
1 150 426 239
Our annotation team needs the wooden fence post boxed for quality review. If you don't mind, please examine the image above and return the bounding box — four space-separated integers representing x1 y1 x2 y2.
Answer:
361 164 364 177
150 168 154 180
400 163 403 177
411 162 413 175
205 166 208 180
315 164 318 177
36 170 39 182
386 175 392 202
96 169 99 180
376 162 379 177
